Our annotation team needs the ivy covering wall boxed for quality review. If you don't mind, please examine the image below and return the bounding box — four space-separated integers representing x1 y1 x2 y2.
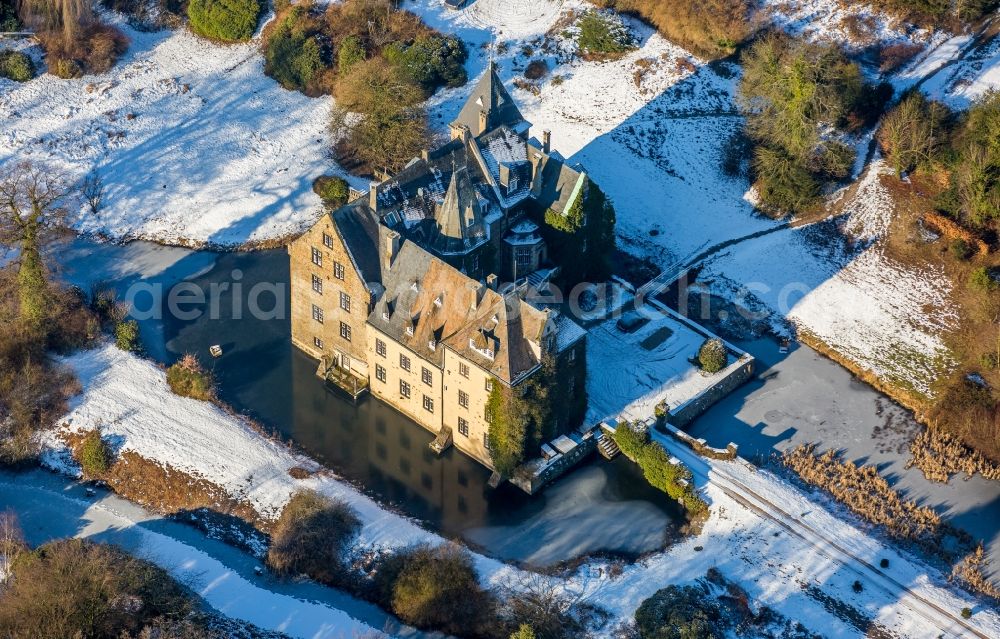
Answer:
613 423 707 516
540 178 616 286
486 349 587 476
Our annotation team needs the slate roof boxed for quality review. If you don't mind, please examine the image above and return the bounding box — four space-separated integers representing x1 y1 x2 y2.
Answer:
528 140 587 214
330 201 382 288
429 167 489 255
452 62 527 135
368 240 555 384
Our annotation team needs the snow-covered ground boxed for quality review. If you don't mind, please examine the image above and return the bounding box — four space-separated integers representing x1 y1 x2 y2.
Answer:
39 344 1000 638
585 305 750 424
698 161 957 397
0 19 340 247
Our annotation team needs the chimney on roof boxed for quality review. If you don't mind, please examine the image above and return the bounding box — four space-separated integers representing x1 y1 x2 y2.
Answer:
469 281 484 311
498 164 511 188
478 109 489 136
421 148 430 161
369 182 380 212
542 130 551 154
486 274 498 291
383 230 401 272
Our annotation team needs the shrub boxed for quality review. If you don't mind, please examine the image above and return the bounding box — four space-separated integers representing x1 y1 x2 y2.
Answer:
38 22 129 77
78 429 112 477
262 6 329 94
612 423 706 515
383 34 467 95
880 558 890 568
969 267 998 292
0 50 35 82
950 238 973 261
188 0 261 42
0 539 193 638
312 175 350 208
337 34 365 74
634 583 722 639
697 338 727 373
49 56 82 79
375 544 494 636
524 59 548 80
593 0 751 59
852 580 863 593
114 319 141 352
879 42 922 73
962 607 973 619
166 353 214 401
0 0 20 31
267 489 360 584
575 10 636 59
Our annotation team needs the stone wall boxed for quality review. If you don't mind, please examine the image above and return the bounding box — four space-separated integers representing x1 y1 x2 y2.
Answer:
668 355 755 428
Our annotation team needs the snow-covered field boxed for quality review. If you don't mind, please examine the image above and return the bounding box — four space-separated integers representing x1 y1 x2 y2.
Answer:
0 19 339 247
699 161 958 397
40 344 1000 638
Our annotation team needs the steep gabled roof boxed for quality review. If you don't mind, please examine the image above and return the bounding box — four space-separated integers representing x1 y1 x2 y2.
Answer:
528 141 588 215
430 166 488 255
446 293 551 385
452 62 526 135
368 242 486 366
329 201 383 288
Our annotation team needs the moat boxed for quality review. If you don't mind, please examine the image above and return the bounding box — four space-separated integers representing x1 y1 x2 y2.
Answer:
56 236 1000 579
57 237 686 566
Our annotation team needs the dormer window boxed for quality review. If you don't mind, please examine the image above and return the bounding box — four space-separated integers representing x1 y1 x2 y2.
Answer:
428 340 437 351
508 174 518 193
434 295 443 308
382 311 390 321
411 281 419 292
405 325 414 337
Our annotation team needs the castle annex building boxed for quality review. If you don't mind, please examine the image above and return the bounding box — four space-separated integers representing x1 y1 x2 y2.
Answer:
289 63 596 469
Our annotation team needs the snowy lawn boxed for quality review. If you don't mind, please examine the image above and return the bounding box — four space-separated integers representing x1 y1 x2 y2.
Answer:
0 21 339 247
39 343 1000 638
585 306 750 424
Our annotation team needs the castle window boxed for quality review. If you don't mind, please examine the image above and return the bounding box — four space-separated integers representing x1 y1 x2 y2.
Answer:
458 390 469 409
339 322 351 341
423 395 434 413
375 364 386 383
311 304 323 323
458 417 469 437
311 275 323 294
400 380 410 398
485 378 493 392
322 233 333 249
340 292 351 313
459 362 469 378
400 354 411 371
376 338 386 358
568 347 576 363
483 433 491 450
311 248 322 267
313 336 323 350
334 261 345 280
421 367 432 387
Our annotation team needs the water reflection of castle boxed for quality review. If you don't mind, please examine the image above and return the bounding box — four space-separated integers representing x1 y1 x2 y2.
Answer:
289 350 499 530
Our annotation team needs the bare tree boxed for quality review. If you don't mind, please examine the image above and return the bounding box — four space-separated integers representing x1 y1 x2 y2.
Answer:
0 161 71 324
81 170 104 215
17 0 93 44
0 510 27 582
